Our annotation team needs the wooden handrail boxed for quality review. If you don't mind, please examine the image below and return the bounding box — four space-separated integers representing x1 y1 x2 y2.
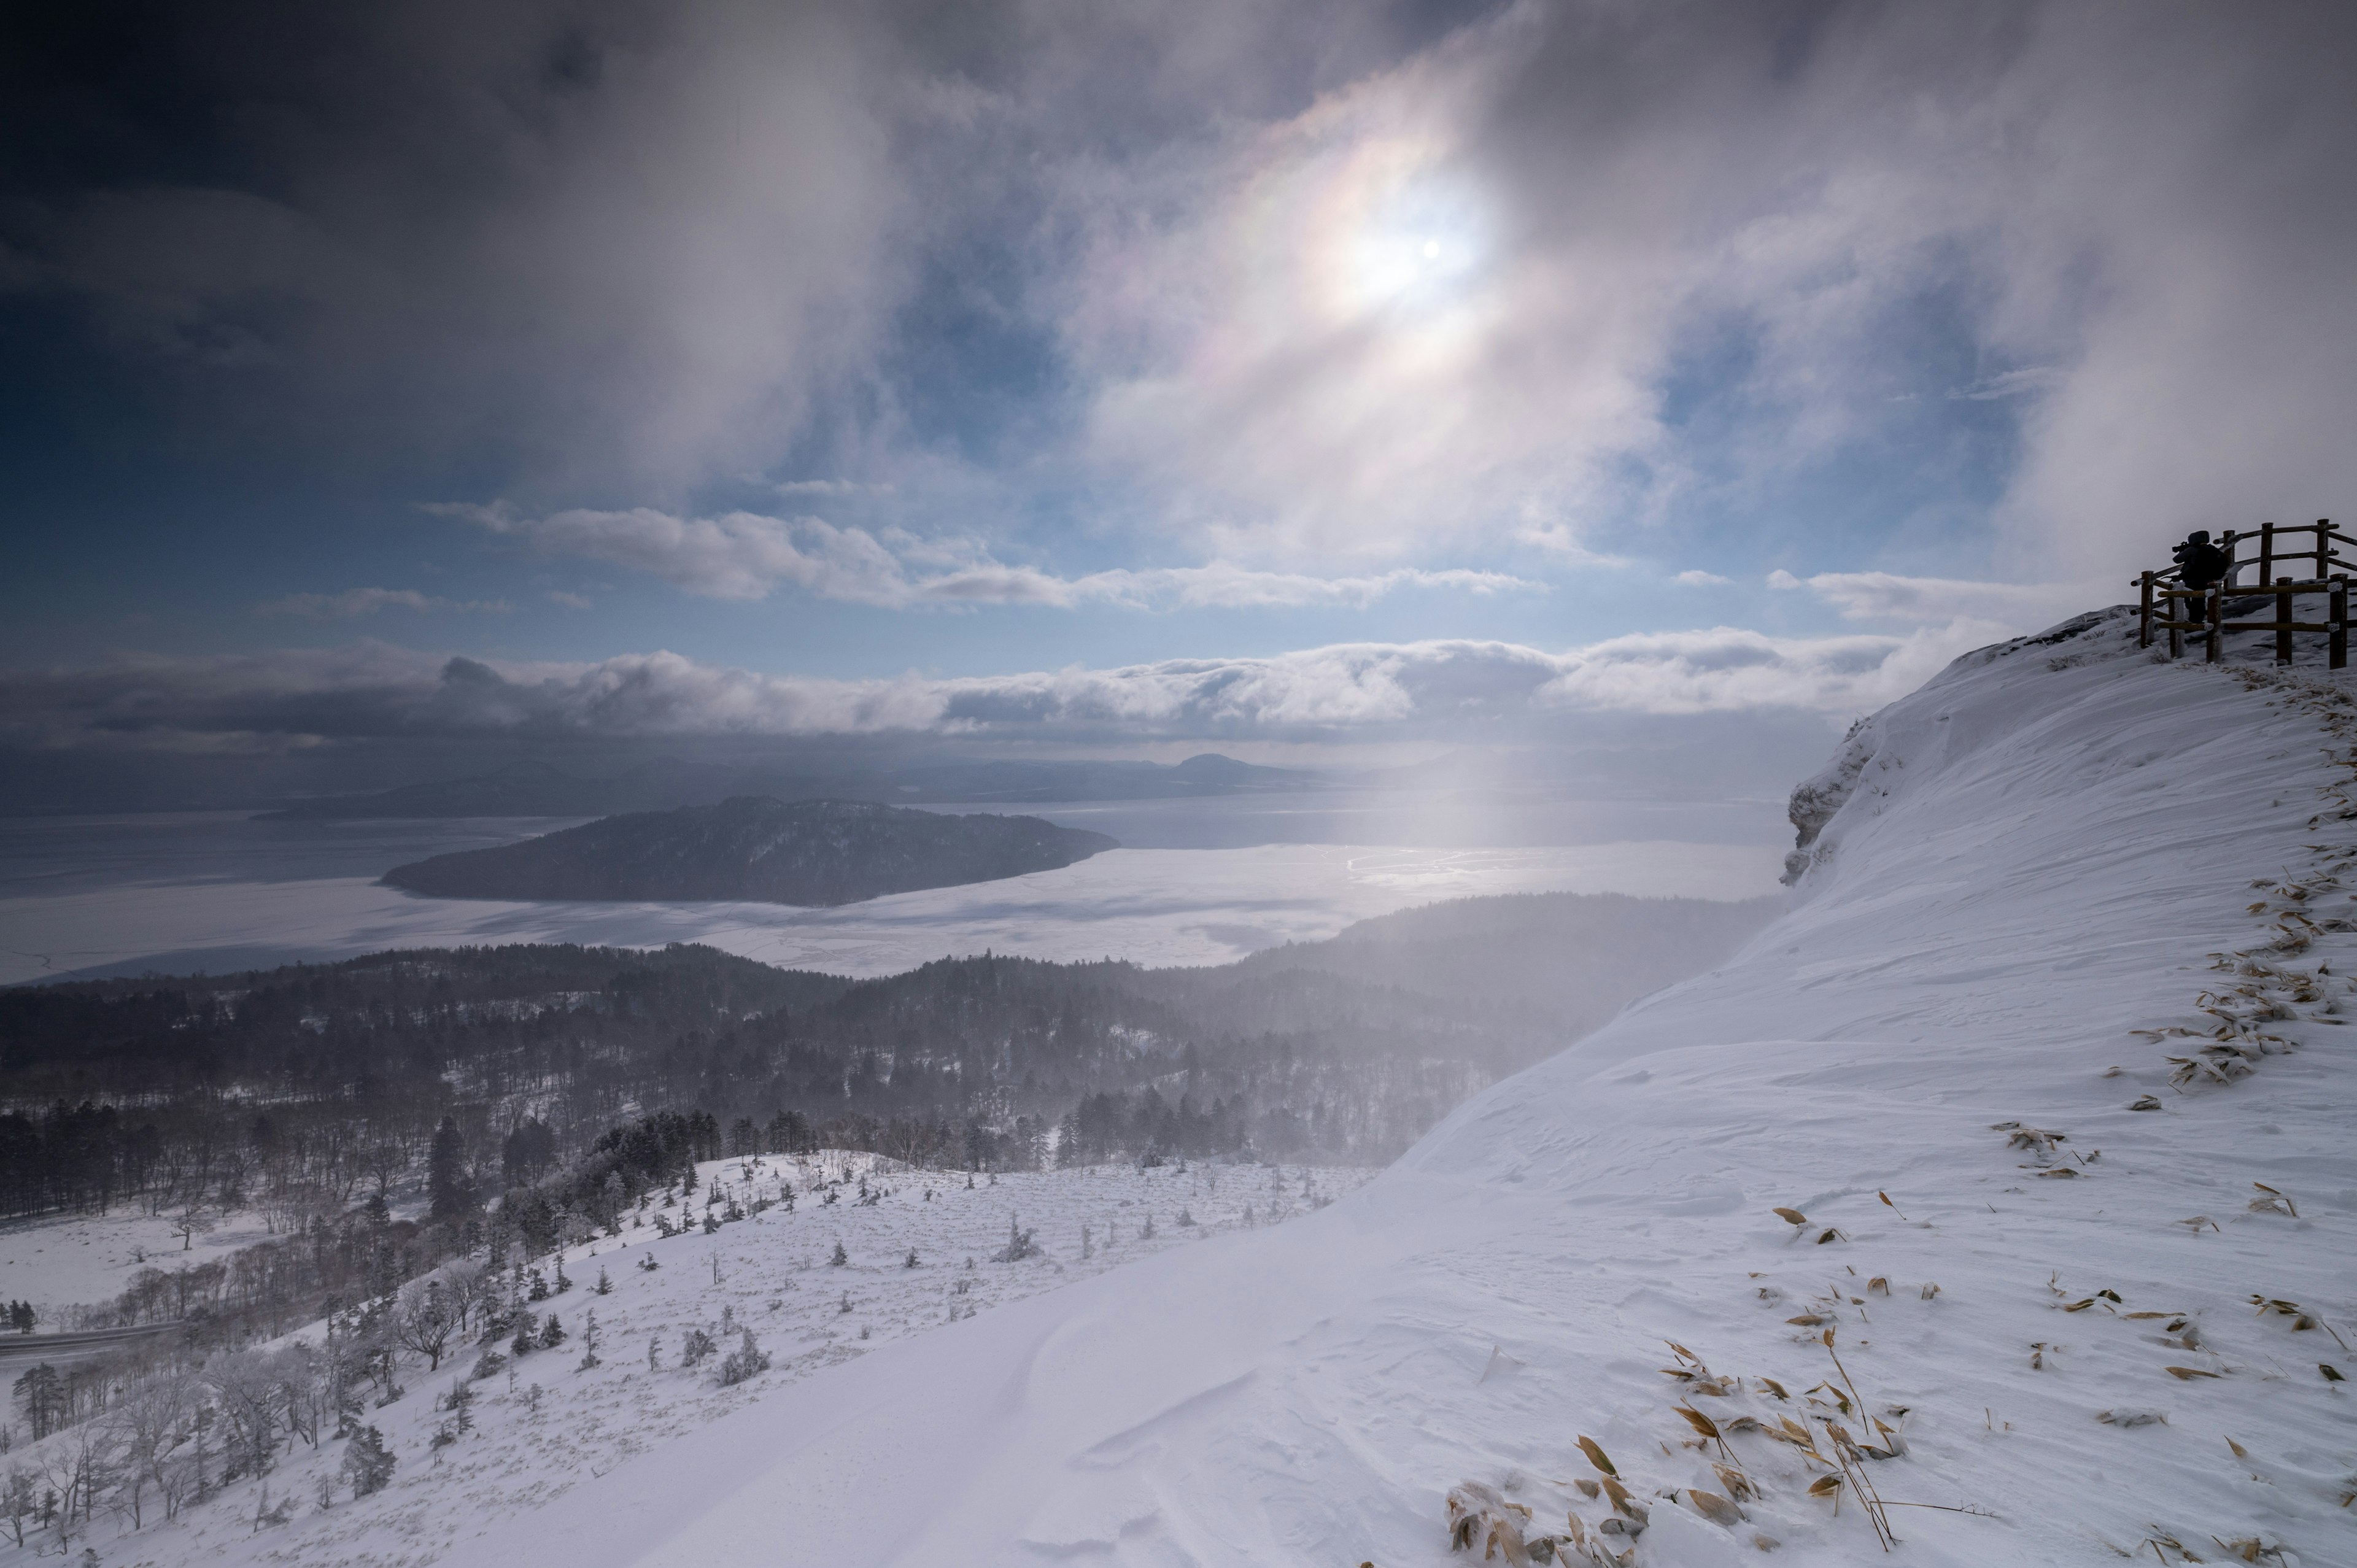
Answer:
2153 579 2343 596
2151 617 2337 634
2136 519 2348 668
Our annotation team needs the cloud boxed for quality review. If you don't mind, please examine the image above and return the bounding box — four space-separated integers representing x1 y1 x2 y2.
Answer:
1112 563 1536 610
1950 367 2066 401
7 2 2351 593
1673 570 1731 587
436 503 904 603
1 4 916 496
773 479 888 498
1 617 2035 754
1055 2 2357 572
257 588 510 619
438 502 1539 609
546 590 594 610
1771 569 2099 626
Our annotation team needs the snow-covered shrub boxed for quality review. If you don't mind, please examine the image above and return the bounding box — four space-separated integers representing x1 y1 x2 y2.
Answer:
716 1329 769 1386
992 1216 1038 1262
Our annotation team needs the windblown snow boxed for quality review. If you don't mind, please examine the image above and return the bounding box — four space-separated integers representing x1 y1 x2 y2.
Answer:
42 604 2357 1566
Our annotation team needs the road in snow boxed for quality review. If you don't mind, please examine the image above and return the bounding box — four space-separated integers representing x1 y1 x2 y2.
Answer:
397 609 2356 1567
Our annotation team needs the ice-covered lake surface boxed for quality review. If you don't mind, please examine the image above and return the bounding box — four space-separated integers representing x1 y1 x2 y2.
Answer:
0 794 1787 984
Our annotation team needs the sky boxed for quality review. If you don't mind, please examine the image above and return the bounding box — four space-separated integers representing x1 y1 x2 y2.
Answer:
2 0 2353 801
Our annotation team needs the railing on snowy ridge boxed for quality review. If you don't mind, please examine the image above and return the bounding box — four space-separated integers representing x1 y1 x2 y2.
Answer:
2138 518 2352 667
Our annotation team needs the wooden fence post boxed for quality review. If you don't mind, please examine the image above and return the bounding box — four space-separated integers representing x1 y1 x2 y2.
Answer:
2139 571 2154 651
2207 585 2223 663
2332 576 2348 671
2259 522 2275 594
2318 519 2332 580
2277 576 2295 665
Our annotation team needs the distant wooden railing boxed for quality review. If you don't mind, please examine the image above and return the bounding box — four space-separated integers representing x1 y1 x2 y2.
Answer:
2137 518 2350 668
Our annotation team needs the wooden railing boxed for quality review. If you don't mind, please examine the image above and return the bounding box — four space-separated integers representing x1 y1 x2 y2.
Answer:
2137 518 2351 668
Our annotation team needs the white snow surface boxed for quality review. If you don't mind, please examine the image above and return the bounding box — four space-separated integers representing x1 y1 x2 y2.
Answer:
0 1208 277 1322
398 609 2355 1567
83 1155 1366 1568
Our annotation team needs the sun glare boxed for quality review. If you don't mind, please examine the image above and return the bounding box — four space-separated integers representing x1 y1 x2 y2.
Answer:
1336 174 1489 319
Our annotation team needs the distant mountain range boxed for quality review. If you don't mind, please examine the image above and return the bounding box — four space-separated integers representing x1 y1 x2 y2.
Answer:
381 797 1120 906
261 752 1322 819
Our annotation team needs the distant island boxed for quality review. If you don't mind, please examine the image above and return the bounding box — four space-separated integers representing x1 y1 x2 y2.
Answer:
263 752 1321 820
381 797 1119 906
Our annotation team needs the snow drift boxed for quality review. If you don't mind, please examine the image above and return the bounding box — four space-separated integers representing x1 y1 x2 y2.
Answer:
441 606 2357 1567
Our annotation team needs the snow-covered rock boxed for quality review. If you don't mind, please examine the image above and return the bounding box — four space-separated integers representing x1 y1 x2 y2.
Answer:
419 607 2351 1566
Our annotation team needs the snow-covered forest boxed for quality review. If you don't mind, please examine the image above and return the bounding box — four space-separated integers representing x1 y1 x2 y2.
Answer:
0 1149 1362 1568
0 892 1767 1564
0 892 1767 1325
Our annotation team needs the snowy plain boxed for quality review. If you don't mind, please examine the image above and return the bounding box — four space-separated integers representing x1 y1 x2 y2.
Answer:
375 608 2353 1567
0 1209 279 1326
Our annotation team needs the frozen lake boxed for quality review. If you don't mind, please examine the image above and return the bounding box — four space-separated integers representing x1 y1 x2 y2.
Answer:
0 799 1789 984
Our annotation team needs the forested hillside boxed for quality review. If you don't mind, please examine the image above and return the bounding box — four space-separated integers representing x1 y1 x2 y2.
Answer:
0 893 1776 1229
0 893 1773 1232
0 889 1770 1511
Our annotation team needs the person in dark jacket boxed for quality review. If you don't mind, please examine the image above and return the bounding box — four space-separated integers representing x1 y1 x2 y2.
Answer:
2172 530 2229 592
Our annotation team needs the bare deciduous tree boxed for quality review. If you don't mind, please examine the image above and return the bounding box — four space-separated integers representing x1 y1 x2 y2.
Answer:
390 1280 454 1371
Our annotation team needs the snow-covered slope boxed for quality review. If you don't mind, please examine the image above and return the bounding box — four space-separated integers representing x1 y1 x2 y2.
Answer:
78 1156 1364 1568
440 607 2357 1568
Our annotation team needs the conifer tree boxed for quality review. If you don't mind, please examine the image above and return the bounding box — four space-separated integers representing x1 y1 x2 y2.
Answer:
427 1116 473 1219
341 1426 395 1499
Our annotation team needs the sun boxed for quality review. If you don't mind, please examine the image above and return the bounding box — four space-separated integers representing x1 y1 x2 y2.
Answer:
1324 155 1491 323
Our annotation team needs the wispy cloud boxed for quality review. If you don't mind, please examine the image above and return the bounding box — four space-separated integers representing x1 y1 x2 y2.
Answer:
257 588 510 619
434 503 1540 610
1673 570 1731 587
1949 367 2067 401
1768 570 2099 626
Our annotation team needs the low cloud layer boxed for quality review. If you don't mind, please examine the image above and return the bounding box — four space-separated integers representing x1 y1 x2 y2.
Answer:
1 616 2026 754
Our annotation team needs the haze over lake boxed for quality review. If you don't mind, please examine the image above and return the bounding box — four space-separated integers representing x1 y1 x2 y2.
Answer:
0 790 1786 984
